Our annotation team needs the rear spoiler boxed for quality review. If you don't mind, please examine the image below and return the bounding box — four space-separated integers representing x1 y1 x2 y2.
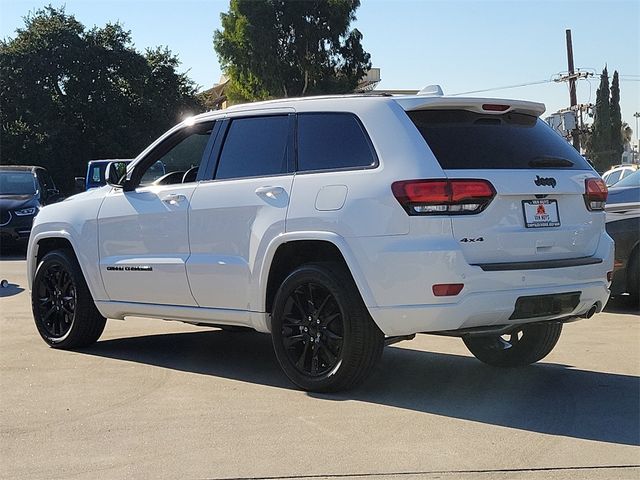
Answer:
394 97 546 117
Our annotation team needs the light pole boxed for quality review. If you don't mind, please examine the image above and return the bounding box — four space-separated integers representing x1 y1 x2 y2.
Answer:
635 112 640 163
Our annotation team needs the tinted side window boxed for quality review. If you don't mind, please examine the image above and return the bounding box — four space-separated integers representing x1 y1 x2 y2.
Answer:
215 116 289 180
35 171 46 191
297 113 377 172
138 122 215 186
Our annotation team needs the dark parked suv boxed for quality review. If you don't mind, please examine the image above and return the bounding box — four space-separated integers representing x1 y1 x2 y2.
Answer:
0 165 60 246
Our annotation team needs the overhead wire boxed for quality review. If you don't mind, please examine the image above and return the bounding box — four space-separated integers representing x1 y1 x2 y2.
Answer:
450 79 554 96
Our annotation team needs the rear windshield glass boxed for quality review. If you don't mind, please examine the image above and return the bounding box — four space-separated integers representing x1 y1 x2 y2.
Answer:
407 110 593 170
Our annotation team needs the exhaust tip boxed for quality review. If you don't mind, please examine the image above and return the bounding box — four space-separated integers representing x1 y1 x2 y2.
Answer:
582 304 598 319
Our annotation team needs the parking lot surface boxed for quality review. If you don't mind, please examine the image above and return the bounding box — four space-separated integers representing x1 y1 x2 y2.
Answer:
1 255 638 480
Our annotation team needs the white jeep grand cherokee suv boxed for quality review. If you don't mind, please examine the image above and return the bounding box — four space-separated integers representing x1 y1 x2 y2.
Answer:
27 92 613 392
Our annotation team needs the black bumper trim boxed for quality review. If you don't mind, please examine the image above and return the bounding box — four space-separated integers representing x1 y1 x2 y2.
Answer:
509 291 581 320
474 256 603 272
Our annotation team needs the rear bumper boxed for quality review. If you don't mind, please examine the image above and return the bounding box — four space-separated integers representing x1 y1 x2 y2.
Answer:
350 233 613 336
369 281 609 336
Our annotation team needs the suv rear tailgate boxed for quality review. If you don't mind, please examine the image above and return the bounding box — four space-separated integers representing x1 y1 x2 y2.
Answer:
443 169 602 264
406 106 604 266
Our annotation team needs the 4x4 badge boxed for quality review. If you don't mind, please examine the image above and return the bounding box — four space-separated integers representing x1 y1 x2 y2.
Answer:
534 175 557 188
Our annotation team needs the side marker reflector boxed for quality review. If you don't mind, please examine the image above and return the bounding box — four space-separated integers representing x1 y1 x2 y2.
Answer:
432 283 464 296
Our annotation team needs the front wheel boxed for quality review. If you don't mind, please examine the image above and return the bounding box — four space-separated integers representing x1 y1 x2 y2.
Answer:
463 323 562 367
32 249 106 349
271 262 384 392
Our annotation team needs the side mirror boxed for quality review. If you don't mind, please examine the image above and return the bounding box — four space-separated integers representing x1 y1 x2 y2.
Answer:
106 161 129 189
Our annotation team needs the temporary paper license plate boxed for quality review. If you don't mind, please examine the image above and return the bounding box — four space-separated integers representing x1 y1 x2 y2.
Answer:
522 199 560 228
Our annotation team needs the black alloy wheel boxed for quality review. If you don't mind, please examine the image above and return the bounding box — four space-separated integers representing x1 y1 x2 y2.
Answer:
35 260 76 339
32 250 106 348
280 282 344 377
271 262 384 392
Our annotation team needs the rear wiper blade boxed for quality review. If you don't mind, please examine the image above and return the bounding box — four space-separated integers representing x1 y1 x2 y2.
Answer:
529 156 574 168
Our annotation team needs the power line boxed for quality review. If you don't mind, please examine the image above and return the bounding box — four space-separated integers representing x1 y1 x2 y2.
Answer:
450 79 553 96
450 73 637 97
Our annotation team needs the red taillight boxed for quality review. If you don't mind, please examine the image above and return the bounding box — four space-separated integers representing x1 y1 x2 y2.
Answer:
432 283 464 296
584 178 607 211
392 179 495 215
482 104 510 112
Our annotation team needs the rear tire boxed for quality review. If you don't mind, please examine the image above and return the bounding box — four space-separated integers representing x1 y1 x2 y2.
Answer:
463 323 562 367
271 262 384 392
32 249 106 349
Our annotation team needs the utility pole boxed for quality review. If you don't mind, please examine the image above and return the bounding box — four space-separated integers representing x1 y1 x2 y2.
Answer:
634 112 640 163
551 31 592 151
565 29 580 151
553 29 593 152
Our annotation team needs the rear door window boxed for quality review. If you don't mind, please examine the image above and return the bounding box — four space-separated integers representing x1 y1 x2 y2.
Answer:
407 110 592 170
215 116 290 180
297 113 377 172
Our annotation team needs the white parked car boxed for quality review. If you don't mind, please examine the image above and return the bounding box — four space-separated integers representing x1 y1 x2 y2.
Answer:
601 164 639 186
27 91 613 392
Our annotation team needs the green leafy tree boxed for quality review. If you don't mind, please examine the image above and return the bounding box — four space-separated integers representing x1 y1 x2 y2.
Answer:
0 7 203 193
609 70 623 162
214 0 371 102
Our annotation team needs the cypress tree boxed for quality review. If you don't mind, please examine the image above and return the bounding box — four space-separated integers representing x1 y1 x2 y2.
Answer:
610 70 623 163
588 66 611 172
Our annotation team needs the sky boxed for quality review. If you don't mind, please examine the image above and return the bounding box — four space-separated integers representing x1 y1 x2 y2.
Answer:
1 0 639 143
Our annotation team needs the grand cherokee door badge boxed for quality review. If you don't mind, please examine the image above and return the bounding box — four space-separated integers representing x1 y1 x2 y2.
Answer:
106 265 153 272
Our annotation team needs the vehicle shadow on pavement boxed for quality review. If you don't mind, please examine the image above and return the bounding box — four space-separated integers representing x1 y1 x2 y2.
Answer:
605 295 640 315
81 329 639 447
0 246 27 260
0 283 25 297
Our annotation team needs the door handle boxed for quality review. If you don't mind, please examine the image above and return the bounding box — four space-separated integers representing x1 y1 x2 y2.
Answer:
161 193 187 205
255 186 285 199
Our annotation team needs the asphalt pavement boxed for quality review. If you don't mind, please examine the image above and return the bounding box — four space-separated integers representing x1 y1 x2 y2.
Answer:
1 252 638 480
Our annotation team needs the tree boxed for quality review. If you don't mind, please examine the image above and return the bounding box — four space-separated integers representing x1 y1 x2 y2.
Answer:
609 70 623 161
587 66 611 172
585 66 627 172
213 0 371 102
0 7 203 193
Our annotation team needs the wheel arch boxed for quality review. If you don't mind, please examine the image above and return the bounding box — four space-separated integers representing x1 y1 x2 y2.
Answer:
28 231 107 302
258 233 376 318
